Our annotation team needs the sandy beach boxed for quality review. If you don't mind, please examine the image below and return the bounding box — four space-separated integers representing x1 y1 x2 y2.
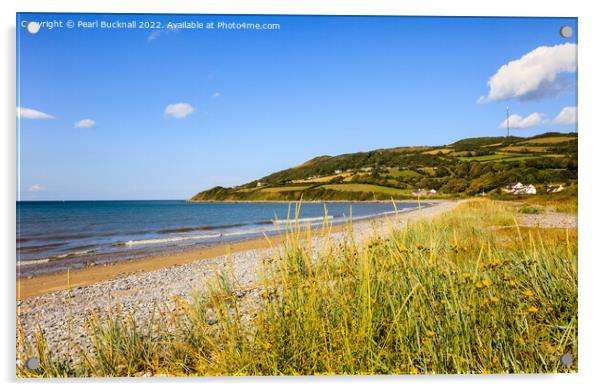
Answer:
18 201 458 357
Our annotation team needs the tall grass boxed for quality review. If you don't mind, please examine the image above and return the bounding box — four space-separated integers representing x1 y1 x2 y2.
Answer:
17 199 577 376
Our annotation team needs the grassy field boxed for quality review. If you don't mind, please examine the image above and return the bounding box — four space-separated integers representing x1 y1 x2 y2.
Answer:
387 168 422 178
260 186 310 193
458 154 536 163
292 174 352 184
422 148 453 155
501 146 550 153
321 183 409 195
17 199 577 376
458 154 509 162
518 136 576 145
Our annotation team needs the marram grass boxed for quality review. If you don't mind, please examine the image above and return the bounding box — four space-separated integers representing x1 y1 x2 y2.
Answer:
17 199 577 377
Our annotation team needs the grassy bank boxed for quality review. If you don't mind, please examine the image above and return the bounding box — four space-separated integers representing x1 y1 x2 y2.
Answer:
17 199 577 376
491 186 578 215
192 132 577 202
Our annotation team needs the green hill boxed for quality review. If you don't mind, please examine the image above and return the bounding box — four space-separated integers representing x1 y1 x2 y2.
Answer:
191 132 577 201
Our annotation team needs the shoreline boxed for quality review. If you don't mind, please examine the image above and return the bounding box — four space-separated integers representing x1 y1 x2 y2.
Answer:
16 200 453 300
17 200 460 358
187 198 454 204
17 200 579 362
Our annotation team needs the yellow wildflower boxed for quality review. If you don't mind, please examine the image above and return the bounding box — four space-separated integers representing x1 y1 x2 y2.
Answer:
482 278 492 287
475 281 484 289
523 289 533 298
410 366 419 375
527 306 538 314
440 299 447 305
415 242 424 250
462 272 470 279
509 280 517 287
426 330 436 338
490 296 500 304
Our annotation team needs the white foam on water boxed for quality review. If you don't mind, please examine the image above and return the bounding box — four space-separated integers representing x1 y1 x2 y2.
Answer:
18 258 50 266
120 206 423 247
272 215 333 225
122 233 223 246
54 249 93 259
18 249 95 266
122 226 275 246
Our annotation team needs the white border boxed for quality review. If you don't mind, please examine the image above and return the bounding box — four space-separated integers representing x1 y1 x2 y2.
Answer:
2 1 600 390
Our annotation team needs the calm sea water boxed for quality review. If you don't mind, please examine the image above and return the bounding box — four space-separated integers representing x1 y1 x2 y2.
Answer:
16 200 427 276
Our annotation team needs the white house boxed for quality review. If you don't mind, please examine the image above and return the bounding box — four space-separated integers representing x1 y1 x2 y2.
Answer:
546 185 564 193
503 182 536 195
504 182 524 192
523 184 537 194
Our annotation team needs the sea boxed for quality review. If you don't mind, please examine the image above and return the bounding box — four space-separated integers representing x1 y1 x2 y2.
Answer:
16 200 428 276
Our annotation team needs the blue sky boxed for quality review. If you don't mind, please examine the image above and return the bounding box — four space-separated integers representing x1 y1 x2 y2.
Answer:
17 14 577 200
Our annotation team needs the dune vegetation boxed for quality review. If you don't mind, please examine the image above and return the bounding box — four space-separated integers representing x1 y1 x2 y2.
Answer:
17 198 577 376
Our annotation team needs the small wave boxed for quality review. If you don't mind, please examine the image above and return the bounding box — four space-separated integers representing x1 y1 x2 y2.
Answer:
222 227 268 237
120 233 223 246
272 216 333 225
158 223 245 234
18 249 95 267
120 225 277 247
52 249 95 259
255 220 274 225
18 258 50 266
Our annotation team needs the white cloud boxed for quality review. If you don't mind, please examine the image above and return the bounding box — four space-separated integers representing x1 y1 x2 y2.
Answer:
148 27 179 41
28 184 45 192
164 103 195 119
17 107 55 119
148 30 162 41
479 43 577 103
211 92 221 98
553 106 577 125
74 119 96 128
499 112 546 129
